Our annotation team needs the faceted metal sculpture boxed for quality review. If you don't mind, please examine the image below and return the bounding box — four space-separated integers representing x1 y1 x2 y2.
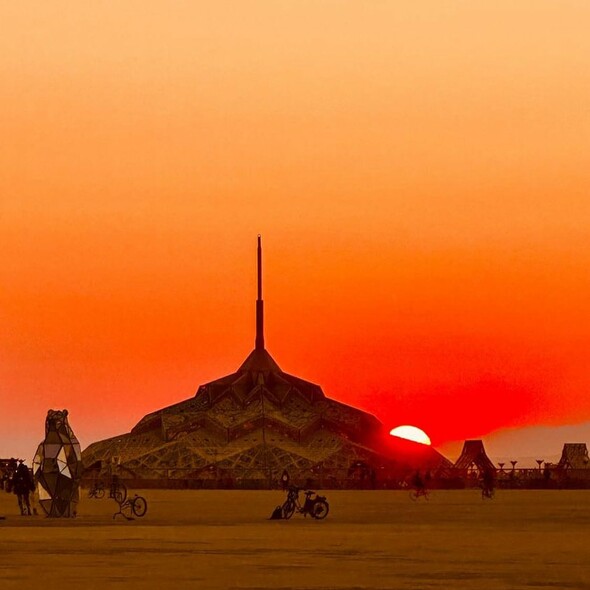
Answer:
33 409 82 517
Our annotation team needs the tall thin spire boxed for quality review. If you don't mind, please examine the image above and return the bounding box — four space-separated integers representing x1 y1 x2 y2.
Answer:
255 235 264 350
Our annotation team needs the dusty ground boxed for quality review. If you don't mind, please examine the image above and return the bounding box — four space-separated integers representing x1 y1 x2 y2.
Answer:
1 489 590 589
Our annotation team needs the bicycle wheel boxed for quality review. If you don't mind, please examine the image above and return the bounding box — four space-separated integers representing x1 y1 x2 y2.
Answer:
132 496 148 517
312 500 329 520
482 487 495 500
114 483 128 503
282 500 295 520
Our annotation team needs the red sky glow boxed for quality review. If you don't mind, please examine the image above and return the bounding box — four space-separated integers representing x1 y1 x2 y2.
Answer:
1 1 590 461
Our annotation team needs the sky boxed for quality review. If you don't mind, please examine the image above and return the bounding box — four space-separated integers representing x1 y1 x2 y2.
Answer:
1 1 590 462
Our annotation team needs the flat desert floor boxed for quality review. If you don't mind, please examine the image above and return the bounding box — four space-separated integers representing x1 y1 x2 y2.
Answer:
1 489 590 589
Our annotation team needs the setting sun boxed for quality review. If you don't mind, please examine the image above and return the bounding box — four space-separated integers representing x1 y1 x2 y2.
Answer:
390 425 432 446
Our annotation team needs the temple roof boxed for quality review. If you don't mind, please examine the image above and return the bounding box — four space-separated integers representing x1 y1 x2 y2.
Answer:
82 236 450 482
238 347 281 374
454 440 495 471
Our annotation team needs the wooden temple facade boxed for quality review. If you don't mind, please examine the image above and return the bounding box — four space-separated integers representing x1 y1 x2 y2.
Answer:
82 238 448 488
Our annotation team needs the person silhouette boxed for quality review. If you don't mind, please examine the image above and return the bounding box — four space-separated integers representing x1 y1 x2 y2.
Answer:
13 460 34 516
280 469 290 491
481 468 496 498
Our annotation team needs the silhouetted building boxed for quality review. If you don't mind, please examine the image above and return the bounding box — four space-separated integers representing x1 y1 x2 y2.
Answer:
83 238 448 487
558 443 590 470
453 440 495 476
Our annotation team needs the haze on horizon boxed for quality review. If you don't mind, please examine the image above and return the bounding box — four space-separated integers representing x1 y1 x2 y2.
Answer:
1 1 590 461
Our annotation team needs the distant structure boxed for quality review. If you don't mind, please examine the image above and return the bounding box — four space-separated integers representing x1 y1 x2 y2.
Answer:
83 237 448 487
453 440 495 476
558 443 590 470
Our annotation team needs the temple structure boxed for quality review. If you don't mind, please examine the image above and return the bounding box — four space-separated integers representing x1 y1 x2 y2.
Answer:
558 443 590 470
453 440 496 476
83 237 448 487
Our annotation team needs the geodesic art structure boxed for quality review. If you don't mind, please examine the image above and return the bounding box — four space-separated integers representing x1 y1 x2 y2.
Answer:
33 409 82 517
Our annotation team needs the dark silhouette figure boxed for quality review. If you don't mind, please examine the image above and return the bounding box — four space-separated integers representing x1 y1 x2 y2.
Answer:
269 505 284 520
481 468 496 499
409 470 430 501
3 458 18 492
370 469 377 490
109 475 127 502
12 461 34 515
412 470 425 491
280 469 290 491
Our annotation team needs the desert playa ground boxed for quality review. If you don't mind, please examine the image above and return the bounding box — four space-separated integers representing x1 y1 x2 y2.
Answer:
1 489 590 589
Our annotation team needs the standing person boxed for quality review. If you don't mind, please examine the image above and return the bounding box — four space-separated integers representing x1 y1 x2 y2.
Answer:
28 467 39 516
0 464 7 491
5 458 18 492
370 469 377 490
13 460 34 515
481 467 496 499
280 469 290 491
412 470 425 492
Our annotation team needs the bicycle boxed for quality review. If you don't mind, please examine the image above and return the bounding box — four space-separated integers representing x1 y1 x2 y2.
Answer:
409 486 430 501
481 485 495 500
113 494 148 520
282 486 329 520
88 481 105 499
109 478 128 503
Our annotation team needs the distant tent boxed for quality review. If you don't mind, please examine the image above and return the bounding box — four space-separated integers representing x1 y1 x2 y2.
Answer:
454 440 496 474
558 443 590 470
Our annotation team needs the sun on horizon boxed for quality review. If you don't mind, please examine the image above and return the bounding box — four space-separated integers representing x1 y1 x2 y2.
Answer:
390 425 432 446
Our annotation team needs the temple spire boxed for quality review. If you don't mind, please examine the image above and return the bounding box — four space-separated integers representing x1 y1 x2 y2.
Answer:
255 235 264 350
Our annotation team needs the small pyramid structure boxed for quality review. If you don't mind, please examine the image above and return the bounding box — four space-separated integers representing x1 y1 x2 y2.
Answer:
558 443 590 469
453 440 496 473
83 237 448 486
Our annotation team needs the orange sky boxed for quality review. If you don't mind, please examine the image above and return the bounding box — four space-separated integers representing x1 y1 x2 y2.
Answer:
1 1 590 460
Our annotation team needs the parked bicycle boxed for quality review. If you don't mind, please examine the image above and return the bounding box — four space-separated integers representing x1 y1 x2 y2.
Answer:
109 477 127 503
281 486 329 520
409 487 430 501
88 477 127 502
88 481 105 499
